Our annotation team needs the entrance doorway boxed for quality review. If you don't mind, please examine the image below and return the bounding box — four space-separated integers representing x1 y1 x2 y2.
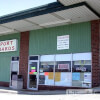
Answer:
28 56 39 90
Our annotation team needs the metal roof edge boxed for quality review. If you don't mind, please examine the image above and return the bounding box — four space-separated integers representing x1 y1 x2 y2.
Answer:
0 2 63 19
0 2 63 24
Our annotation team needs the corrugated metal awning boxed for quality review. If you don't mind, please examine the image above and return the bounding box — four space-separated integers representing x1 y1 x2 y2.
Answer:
58 0 100 15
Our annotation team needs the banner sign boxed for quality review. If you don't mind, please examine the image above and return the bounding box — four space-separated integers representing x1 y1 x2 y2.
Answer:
57 35 69 50
0 39 17 52
76 67 86 72
58 64 69 69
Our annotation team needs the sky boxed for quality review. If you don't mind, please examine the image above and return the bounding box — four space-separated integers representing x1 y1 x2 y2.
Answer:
0 0 57 17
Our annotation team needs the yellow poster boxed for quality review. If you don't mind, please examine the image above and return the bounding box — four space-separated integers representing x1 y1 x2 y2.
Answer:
55 72 61 82
48 72 54 79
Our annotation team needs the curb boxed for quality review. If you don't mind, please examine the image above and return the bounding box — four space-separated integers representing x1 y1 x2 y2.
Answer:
0 87 100 95
0 89 18 94
0 89 66 95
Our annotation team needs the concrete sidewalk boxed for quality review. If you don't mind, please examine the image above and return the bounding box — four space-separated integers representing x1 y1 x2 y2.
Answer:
0 87 66 95
0 86 100 95
93 87 100 93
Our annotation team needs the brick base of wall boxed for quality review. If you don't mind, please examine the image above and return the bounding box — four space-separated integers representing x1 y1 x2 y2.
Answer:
38 85 88 90
91 20 100 87
0 82 9 87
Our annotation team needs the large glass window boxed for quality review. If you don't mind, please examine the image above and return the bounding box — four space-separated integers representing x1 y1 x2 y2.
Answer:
39 53 92 88
39 55 55 85
40 62 54 72
72 53 92 88
39 61 54 85
54 54 72 86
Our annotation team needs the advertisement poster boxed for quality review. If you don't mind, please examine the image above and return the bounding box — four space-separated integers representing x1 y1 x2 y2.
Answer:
72 72 80 80
55 72 61 82
48 72 54 79
55 72 72 86
58 64 69 69
57 35 69 50
84 73 91 82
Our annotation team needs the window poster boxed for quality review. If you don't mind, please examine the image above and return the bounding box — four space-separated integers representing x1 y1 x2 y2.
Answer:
72 72 80 80
48 72 54 79
84 73 91 82
44 72 49 76
58 64 69 69
55 72 61 82
55 72 72 86
57 35 69 50
45 76 54 85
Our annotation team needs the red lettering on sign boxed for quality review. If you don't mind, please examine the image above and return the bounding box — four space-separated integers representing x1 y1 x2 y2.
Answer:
0 39 17 52
10 41 13 45
12 46 15 50
5 47 7 51
2 47 4 51
7 41 9 45
8 46 11 50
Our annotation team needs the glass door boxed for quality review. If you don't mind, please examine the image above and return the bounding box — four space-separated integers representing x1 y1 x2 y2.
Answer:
28 60 39 90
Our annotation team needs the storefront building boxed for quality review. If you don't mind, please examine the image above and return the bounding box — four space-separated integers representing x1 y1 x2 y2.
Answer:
0 0 100 90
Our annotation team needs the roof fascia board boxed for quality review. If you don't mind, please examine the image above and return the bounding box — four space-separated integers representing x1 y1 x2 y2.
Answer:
0 2 63 19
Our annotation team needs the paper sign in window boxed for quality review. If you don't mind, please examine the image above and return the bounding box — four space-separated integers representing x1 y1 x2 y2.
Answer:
84 73 91 82
58 64 69 69
29 72 33 75
72 73 80 80
48 72 54 79
55 72 61 82
31 67 36 69
31 69 36 72
33 72 37 75
44 72 49 76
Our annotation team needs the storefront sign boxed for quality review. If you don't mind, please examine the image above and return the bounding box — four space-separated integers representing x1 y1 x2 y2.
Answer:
57 35 69 50
0 39 17 52
76 67 86 72
58 64 69 69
